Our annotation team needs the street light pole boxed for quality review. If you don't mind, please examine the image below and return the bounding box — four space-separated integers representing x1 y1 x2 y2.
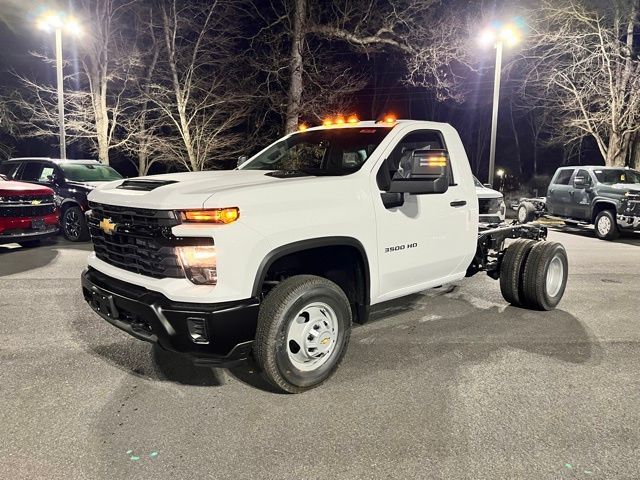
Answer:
487 40 503 187
54 27 66 160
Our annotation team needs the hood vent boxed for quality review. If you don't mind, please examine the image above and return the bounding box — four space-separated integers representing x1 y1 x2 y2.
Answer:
116 179 178 191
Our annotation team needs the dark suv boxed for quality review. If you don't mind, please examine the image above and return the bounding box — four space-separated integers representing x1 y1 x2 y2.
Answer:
0 158 123 241
517 166 640 240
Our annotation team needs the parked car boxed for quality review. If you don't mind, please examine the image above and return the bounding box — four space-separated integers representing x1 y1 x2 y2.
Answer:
474 176 506 224
517 166 640 240
0 158 123 241
0 175 59 247
81 118 567 393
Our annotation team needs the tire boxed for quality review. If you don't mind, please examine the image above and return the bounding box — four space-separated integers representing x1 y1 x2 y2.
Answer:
18 240 42 248
62 206 90 242
499 239 536 307
517 202 536 224
521 241 568 311
254 275 352 393
594 210 619 241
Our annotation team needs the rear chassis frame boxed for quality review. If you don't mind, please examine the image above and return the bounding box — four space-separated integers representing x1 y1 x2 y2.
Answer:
466 222 548 279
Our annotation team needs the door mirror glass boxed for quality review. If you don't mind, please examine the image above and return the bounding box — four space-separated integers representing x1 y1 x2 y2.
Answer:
573 176 586 188
237 155 248 167
388 149 450 195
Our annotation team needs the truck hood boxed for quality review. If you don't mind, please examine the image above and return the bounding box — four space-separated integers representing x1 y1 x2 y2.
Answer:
0 180 54 197
88 170 316 209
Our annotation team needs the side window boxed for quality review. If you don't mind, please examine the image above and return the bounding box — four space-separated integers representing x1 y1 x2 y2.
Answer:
553 169 574 185
377 130 452 188
0 162 21 179
20 162 46 182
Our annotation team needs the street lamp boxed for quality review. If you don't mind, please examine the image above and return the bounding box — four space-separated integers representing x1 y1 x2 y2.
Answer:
36 11 83 160
479 21 522 187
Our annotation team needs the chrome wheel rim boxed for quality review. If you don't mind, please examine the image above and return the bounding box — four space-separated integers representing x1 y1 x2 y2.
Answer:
597 215 611 236
546 255 564 297
286 302 338 372
518 206 527 223
64 209 81 239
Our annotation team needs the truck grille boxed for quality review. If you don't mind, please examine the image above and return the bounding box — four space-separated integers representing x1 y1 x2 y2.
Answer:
0 195 56 217
479 197 502 215
87 202 185 279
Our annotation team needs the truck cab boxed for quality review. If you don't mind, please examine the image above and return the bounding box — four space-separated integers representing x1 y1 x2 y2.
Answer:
81 118 568 393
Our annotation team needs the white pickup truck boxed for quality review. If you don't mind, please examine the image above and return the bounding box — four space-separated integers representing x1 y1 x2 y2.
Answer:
81 119 568 393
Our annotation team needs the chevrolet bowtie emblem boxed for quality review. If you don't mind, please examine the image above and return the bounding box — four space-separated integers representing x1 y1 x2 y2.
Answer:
31 199 42 205
99 218 117 235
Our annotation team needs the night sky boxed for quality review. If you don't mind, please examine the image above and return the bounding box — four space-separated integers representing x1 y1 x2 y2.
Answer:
0 0 602 179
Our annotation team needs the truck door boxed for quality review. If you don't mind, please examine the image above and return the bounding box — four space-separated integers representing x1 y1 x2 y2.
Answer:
372 128 474 299
569 169 593 220
547 168 575 217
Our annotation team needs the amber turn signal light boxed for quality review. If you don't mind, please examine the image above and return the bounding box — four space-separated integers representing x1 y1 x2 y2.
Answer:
180 208 240 224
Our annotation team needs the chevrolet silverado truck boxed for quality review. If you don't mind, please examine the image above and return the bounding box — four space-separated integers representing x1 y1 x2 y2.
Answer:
517 166 640 240
0 175 59 246
81 119 568 393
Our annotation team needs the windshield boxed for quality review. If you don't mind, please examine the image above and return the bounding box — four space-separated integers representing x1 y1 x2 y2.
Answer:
593 169 640 185
60 163 123 182
242 127 393 175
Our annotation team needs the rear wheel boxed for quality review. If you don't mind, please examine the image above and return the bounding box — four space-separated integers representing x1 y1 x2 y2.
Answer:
521 241 568 311
517 202 536 224
594 210 619 241
254 275 352 393
62 206 90 242
499 239 536 307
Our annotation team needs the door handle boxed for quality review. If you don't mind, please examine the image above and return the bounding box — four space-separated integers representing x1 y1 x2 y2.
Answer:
450 200 467 207
569 191 574 196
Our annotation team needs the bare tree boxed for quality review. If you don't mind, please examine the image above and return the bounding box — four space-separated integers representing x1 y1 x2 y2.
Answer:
10 0 137 164
148 0 252 171
247 0 440 134
523 0 640 166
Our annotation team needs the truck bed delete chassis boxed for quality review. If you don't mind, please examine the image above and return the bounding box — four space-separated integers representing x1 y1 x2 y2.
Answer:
466 222 548 279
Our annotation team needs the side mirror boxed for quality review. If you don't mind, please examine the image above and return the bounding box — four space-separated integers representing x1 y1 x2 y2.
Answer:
573 176 587 189
388 149 450 195
237 155 248 167
483 183 493 189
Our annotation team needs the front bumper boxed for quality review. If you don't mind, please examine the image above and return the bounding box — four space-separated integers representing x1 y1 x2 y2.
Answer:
81 267 259 366
0 213 59 244
617 214 640 230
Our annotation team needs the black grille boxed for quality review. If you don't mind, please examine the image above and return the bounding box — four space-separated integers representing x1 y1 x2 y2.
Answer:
88 202 185 279
479 197 502 215
0 195 56 217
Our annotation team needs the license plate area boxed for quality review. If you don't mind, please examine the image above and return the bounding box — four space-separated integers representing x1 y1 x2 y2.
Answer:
89 286 120 319
31 219 46 230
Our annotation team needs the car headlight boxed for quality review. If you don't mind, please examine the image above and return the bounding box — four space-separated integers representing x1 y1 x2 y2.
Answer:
176 245 217 285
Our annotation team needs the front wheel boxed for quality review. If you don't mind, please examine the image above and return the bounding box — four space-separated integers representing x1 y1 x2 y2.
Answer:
254 275 352 393
62 206 90 242
594 210 619 241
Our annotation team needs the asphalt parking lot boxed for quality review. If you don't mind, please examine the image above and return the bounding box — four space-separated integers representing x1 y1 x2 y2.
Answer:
1 228 639 479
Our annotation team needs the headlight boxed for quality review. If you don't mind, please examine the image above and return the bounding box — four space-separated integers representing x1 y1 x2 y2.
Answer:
176 245 217 285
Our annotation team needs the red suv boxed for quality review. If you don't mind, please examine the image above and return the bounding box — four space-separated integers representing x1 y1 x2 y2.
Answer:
0 174 59 247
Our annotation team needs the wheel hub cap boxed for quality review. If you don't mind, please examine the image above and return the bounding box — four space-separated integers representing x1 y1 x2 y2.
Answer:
546 255 564 297
597 216 611 236
286 302 338 371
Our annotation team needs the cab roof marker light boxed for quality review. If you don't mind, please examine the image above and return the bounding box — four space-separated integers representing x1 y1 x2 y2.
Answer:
323 118 333 126
335 116 346 125
298 123 308 131
347 115 359 123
